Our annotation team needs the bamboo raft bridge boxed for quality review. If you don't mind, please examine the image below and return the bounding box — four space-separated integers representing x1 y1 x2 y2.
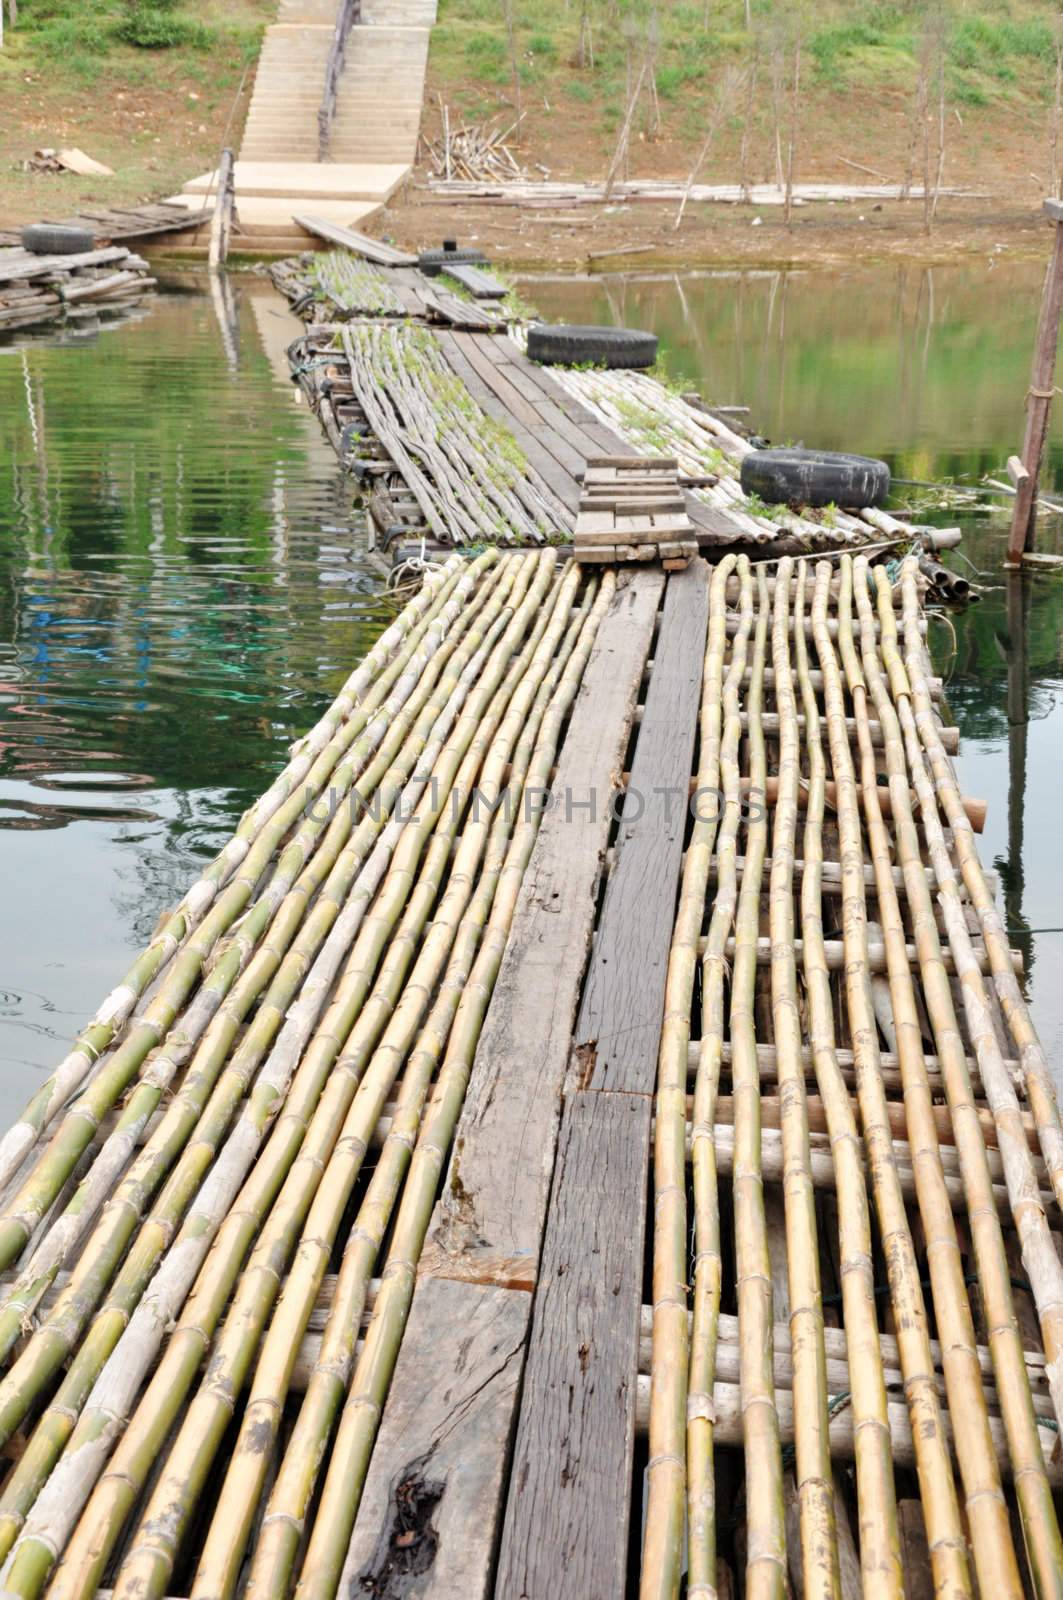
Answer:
3 253 1063 1600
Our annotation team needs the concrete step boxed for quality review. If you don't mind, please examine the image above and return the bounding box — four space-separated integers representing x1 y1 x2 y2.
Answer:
182 162 408 202
277 0 340 19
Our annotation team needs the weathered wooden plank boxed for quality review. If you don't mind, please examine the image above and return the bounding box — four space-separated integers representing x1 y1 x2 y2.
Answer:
426 566 664 1273
576 559 708 1093
343 1278 527 1597
450 330 545 430
496 1090 652 1600
292 213 416 263
444 260 506 298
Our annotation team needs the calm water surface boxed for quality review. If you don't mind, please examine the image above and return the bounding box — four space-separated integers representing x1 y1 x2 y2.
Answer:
1 261 1062 1116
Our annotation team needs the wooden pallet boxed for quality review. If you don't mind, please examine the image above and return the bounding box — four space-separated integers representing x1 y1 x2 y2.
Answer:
574 454 698 568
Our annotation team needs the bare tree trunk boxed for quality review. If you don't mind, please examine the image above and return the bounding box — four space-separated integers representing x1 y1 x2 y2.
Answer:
578 0 594 70
739 41 759 203
502 0 522 139
674 65 745 230
604 61 647 197
785 34 801 230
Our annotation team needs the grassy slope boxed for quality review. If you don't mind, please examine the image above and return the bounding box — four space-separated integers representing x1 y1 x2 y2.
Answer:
422 0 1063 191
0 0 270 228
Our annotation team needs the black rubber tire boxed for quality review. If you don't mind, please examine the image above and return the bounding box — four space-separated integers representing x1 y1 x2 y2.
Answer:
527 322 659 370
20 223 95 256
417 246 489 276
740 446 890 509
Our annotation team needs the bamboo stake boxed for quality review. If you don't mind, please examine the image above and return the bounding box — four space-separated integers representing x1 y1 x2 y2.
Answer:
898 561 1063 1211
792 561 901 1596
768 557 837 1600
732 566 786 1600
810 562 972 1599
642 552 734 1600
839 557 1025 1598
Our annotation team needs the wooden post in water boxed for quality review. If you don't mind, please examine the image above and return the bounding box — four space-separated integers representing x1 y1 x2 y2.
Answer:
208 147 235 272
1007 197 1063 565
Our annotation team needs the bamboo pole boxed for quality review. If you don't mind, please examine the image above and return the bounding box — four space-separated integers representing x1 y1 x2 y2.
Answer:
898 562 1063 1211
839 558 1026 1598
731 566 786 1600
1007 203 1063 564
642 552 735 1600
810 562 972 1599
768 557 837 1600
792 560 901 1597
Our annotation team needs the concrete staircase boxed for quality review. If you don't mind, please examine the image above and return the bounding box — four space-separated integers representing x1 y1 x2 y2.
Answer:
163 0 436 253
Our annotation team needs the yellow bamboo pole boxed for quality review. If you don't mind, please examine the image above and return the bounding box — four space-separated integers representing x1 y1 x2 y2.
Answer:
732 566 786 1600
642 551 734 1600
768 557 837 1600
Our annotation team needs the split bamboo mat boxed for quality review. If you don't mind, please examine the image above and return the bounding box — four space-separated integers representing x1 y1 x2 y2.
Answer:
271 249 506 330
0 546 1059 1599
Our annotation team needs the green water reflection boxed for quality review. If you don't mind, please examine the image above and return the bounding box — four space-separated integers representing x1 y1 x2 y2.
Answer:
0 284 388 1112
529 261 1063 1072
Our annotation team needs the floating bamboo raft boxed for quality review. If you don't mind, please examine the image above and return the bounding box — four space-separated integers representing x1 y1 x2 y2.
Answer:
0 244 156 333
0 548 1057 1600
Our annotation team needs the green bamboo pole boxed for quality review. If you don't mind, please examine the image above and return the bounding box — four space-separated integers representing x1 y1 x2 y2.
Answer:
0 555 526 1566
857 559 1063 1597
730 566 786 1600
837 556 1023 1598
683 555 746 1600
103 558 578 1600
237 575 612 1600
639 553 733 1600
791 561 901 1599
293 573 620 1600
0 557 467 1197
810 561 971 1599
767 557 837 1600
0 556 515 1476
1 553 556 1599
0 556 501 1360
182 570 595 1600
897 561 1063 1210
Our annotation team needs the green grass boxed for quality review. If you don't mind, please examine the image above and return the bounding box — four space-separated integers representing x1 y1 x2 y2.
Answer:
428 0 1063 137
14 0 264 69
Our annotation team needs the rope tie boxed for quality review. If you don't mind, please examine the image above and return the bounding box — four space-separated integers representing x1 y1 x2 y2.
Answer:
1026 384 1063 402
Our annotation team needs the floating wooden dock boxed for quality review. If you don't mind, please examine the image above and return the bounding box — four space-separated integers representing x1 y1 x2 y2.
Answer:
0 537 1060 1598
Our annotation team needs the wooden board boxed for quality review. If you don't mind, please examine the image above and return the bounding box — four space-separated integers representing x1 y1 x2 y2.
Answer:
443 261 506 298
343 1278 527 1597
291 213 417 264
574 559 708 1082
0 245 133 286
495 1090 653 1600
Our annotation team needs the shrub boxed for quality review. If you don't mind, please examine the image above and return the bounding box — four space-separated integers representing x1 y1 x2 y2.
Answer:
116 0 210 48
